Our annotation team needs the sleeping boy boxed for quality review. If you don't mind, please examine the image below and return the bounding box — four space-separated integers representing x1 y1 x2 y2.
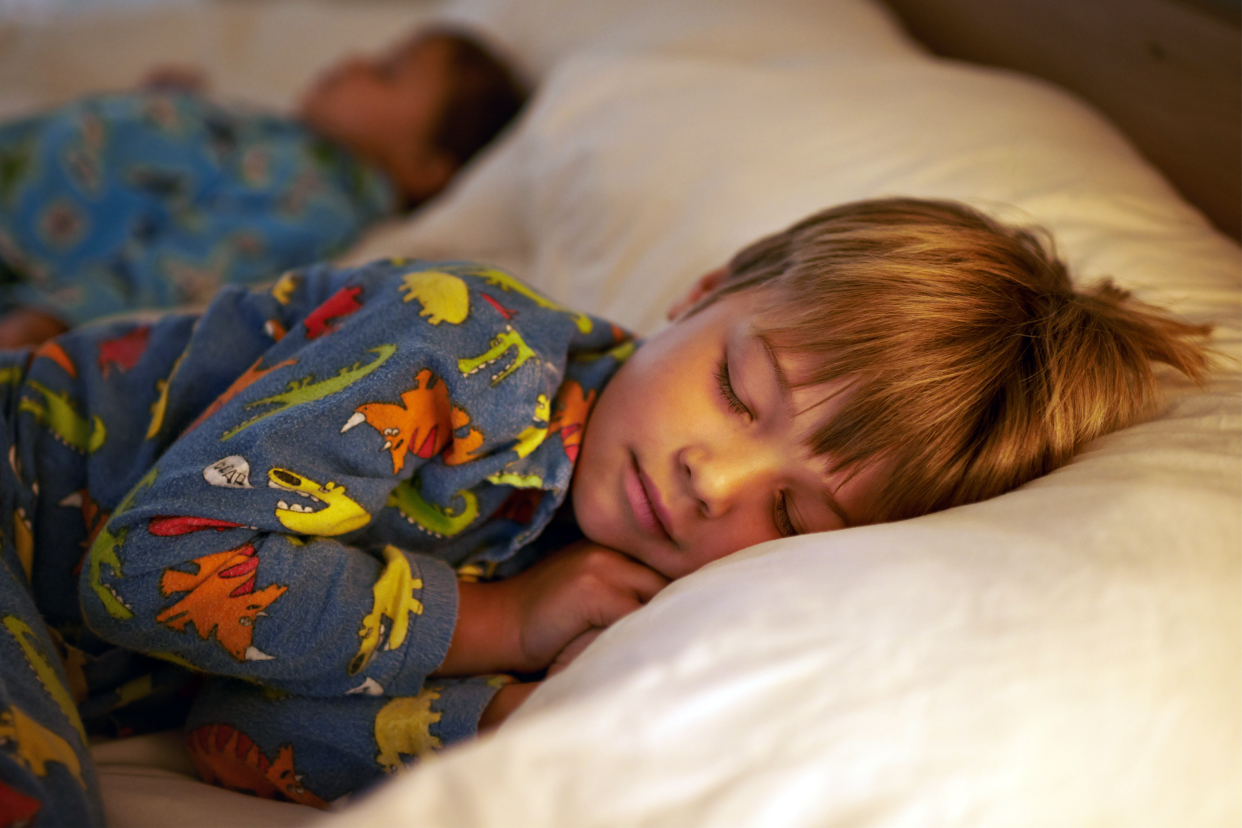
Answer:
0 198 1210 824
0 26 528 348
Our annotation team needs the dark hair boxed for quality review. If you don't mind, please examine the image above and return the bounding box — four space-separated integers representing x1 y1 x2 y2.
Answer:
423 29 529 167
704 197 1212 523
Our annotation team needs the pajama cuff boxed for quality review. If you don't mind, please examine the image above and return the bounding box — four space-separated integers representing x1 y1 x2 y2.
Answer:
428 676 508 749
385 553 459 696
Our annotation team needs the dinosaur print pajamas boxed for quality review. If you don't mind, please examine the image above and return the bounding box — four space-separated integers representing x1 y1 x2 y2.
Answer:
0 259 630 823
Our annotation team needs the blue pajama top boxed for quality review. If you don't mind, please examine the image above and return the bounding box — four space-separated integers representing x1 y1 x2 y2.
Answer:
4 258 631 804
0 90 395 324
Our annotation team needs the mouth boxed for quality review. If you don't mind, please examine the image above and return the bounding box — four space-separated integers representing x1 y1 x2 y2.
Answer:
626 452 673 543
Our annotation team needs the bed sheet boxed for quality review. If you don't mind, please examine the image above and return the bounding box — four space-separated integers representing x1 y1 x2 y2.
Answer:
0 0 1236 825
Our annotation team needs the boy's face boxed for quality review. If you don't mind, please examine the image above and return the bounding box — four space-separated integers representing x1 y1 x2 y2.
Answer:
572 286 888 580
298 35 457 203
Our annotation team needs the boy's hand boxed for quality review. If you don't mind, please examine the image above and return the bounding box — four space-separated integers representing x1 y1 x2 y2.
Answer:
436 540 669 677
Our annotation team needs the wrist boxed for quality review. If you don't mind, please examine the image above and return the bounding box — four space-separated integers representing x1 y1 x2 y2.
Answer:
434 578 522 676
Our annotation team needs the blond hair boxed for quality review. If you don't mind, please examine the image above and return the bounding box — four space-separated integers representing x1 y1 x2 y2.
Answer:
707 198 1211 522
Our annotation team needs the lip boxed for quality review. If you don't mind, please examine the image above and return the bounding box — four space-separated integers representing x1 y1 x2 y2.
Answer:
626 453 673 543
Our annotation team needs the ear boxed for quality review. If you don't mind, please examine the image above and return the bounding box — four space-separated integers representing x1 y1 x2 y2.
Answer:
667 267 729 321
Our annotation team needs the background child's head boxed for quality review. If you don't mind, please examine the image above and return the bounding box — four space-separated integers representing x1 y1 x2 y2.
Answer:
573 197 1211 580
298 27 528 207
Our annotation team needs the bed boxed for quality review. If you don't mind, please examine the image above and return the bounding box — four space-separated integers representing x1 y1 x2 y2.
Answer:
1 0 1238 825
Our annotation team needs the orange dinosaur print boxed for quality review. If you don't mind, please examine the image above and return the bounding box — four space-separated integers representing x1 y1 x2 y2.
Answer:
340 368 452 474
156 545 287 662
549 380 596 462
59 489 109 577
34 340 77 378
443 405 484 467
187 723 329 809
304 285 363 339
98 326 151 377
182 355 297 435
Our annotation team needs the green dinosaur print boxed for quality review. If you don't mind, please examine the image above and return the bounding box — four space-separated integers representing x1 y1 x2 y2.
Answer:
469 267 593 334
88 467 158 620
19 380 106 454
387 481 479 539
458 325 537 386
0 365 22 386
222 345 395 440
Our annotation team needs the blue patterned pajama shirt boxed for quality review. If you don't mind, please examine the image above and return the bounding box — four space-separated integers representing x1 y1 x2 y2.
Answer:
0 259 631 823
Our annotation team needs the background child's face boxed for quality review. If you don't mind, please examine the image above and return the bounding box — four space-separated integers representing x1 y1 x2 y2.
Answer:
298 35 456 202
572 286 888 580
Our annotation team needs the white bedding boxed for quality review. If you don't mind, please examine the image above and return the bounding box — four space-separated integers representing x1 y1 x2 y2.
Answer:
2 0 1237 825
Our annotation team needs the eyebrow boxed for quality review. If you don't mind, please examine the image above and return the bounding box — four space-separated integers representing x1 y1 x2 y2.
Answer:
756 333 854 529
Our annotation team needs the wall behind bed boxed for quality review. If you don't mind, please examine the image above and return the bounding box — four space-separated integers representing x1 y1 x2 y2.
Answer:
879 0 1242 242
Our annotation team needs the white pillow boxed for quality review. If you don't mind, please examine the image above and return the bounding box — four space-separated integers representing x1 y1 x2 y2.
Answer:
328 2 1240 825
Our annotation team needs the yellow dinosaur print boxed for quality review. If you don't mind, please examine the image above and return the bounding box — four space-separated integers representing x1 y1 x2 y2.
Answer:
268 467 370 535
511 394 550 460
458 324 538 386
399 270 470 325
374 689 443 773
2 615 87 743
471 267 593 333
0 706 84 788
443 405 484 466
349 546 424 675
456 561 499 583
145 348 187 439
486 471 544 488
269 271 300 305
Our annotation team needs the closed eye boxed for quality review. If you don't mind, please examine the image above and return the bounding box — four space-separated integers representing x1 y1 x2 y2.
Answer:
715 355 752 419
773 490 797 538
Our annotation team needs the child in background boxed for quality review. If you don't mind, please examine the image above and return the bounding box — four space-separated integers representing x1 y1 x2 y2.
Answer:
0 199 1210 824
0 27 528 347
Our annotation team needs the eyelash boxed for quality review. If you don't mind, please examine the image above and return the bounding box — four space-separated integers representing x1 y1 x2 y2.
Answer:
773 492 797 538
716 354 796 537
715 355 751 419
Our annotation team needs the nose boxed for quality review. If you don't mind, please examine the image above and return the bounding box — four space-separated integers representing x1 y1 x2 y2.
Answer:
680 441 781 520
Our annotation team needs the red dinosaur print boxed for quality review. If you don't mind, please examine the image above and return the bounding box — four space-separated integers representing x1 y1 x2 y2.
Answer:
549 380 597 462
34 340 77 378
341 368 452 474
149 515 248 536
98 326 151 377
0 779 42 827
303 285 363 339
480 292 517 320
157 545 287 661
187 724 329 809
182 355 297 435
490 489 543 525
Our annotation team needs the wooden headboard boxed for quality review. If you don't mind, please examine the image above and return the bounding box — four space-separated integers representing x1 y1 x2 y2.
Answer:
880 0 1242 241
